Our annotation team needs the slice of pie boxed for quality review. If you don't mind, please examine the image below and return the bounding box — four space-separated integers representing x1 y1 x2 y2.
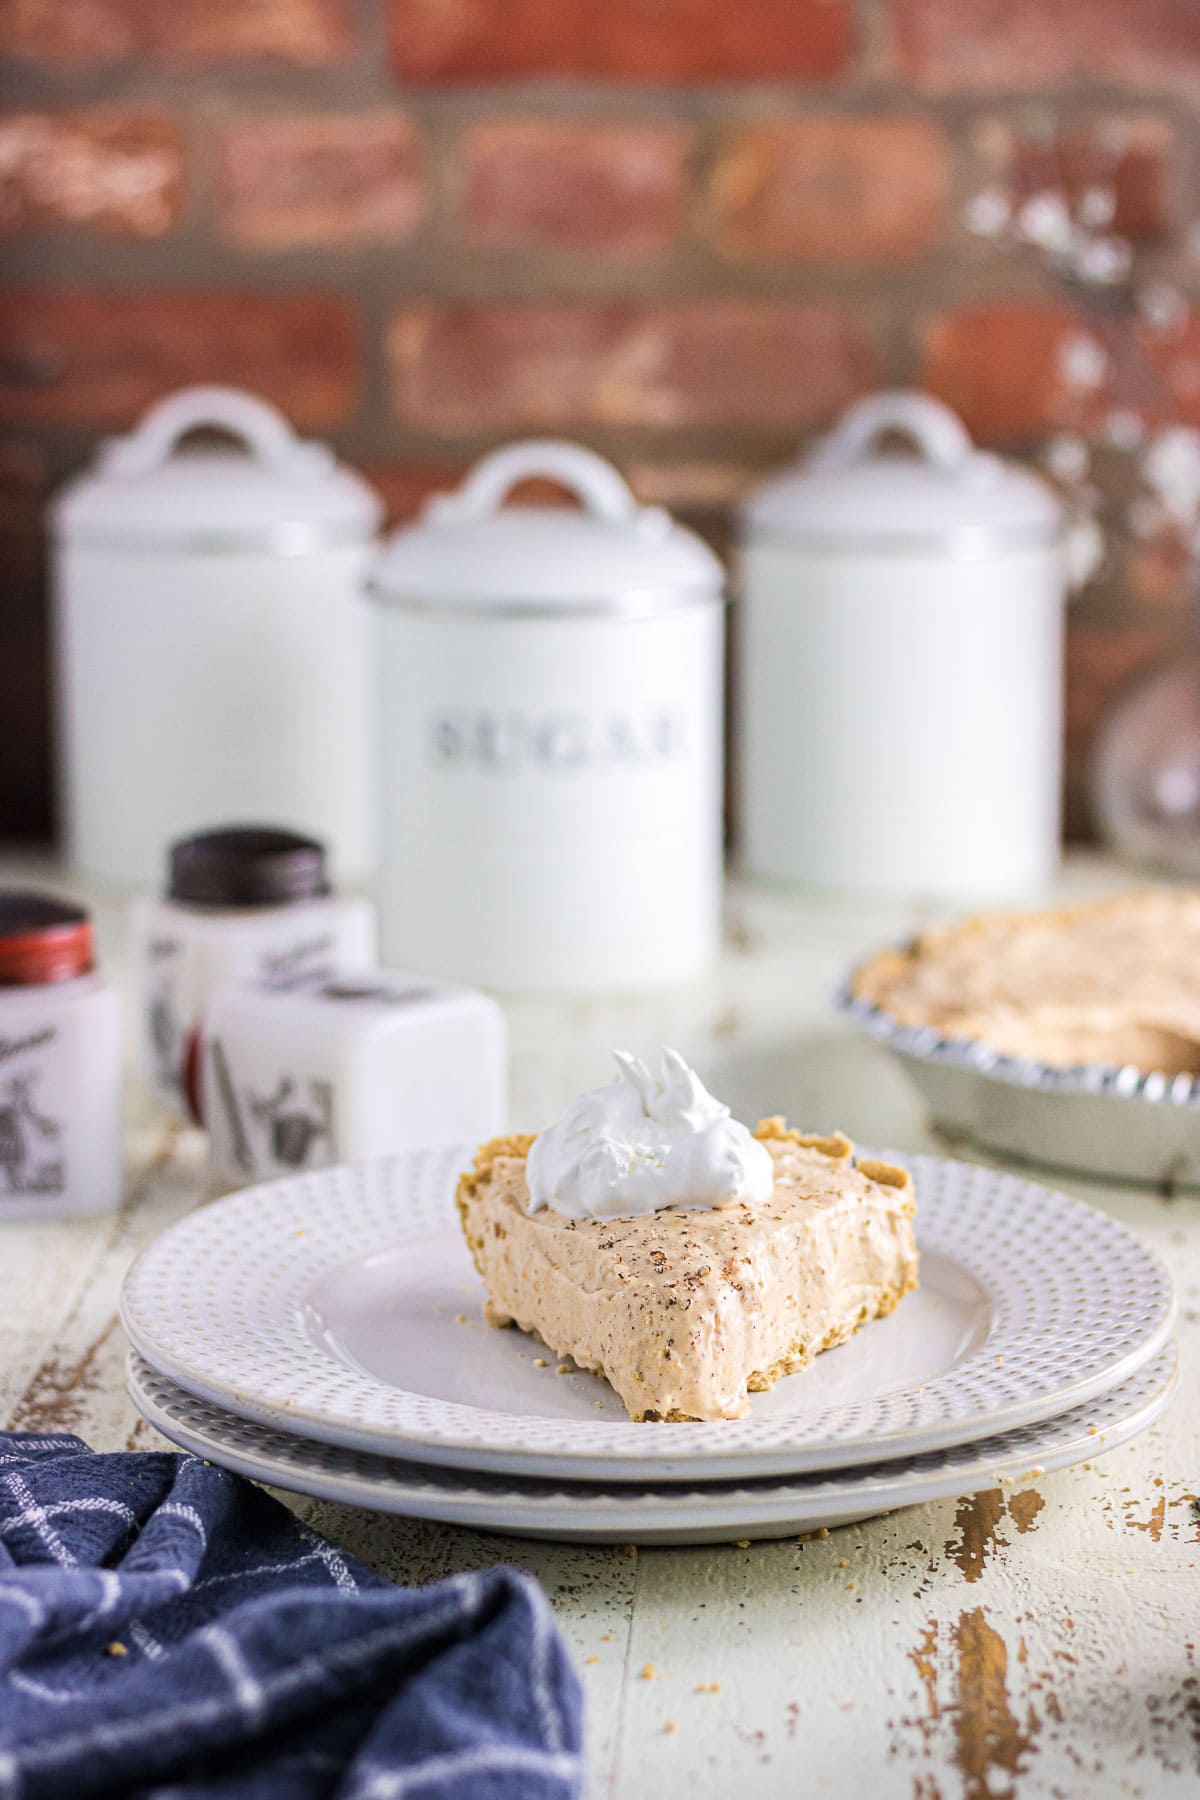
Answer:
853 888 1200 1078
456 1120 917 1423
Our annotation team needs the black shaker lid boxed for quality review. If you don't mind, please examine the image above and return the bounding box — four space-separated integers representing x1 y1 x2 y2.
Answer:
167 827 331 909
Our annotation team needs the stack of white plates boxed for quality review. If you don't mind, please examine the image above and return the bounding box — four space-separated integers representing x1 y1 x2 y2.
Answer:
121 1147 1178 1545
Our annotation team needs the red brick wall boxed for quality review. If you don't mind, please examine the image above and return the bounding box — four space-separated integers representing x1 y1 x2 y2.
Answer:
3 0 1199 841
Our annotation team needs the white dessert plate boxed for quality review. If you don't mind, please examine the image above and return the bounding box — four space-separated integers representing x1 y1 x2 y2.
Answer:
129 1345 1179 1545
120 1145 1175 1484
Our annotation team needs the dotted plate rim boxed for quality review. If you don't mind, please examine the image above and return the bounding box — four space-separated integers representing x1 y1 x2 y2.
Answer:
127 1346 1181 1541
120 1146 1176 1483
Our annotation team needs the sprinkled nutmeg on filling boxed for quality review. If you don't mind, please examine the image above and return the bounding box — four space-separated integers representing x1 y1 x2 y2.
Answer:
456 1053 918 1423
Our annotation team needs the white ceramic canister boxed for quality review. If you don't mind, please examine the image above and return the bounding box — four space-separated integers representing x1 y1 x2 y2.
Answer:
371 441 725 992
51 385 383 887
131 826 376 1115
738 392 1075 900
195 969 507 1189
0 892 121 1221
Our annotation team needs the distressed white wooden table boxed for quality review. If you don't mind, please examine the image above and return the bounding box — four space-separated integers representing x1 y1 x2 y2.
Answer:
2 855 1197 1799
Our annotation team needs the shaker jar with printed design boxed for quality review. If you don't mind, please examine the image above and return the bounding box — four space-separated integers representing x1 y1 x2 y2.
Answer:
0 892 121 1220
193 970 507 1189
131 827 375 1114
371 441 725 992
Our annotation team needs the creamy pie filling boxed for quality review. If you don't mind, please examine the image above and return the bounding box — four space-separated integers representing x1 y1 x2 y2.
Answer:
457 1121 918 1423
854 890 1200 1077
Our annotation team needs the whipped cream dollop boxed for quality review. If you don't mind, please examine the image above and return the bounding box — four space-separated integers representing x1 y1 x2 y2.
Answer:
525 1048 775 1221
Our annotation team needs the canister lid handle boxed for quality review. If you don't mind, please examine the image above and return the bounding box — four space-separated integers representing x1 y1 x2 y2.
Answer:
810 391 976 476
427 440 669 535
97 385 335 480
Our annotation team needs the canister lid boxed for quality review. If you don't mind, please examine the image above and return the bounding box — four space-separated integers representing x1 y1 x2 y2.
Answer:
0 891 94 985
742 391 1062 554
371 440 723 615
52 386 383 553
168 827 331 909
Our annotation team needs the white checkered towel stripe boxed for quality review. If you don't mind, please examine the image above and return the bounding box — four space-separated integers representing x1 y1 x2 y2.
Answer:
0 1431 582 1799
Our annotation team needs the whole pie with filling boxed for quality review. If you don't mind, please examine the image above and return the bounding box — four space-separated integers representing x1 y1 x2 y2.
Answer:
457 1120 918 1423
853 889 1200 1078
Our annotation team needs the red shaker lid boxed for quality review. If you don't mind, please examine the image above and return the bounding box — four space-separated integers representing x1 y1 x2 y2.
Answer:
0 891 94 986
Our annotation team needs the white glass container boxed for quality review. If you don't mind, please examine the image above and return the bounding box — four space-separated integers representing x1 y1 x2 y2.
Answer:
52 385 383 887
196 970 507 1189
1092 649 1200 875
0 892 121 1221
738 392 1073 900
371 440 725 992
132 827 376 1114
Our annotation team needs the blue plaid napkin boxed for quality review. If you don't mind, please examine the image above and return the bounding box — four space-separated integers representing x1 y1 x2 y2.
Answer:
0 1430 583 1799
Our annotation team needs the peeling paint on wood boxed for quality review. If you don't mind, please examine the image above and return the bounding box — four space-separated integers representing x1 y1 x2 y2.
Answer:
9 1311 121 1434
945 1489 1008 1582
945 1486 1048 1583
952 1607 1037 1800
909 1618 939 1720
1126 1494 1168 1541
2 862 1200 1799
1007 1489 1045 1534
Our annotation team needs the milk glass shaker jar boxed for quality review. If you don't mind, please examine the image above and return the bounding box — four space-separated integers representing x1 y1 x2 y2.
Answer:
371 441 725 991
52 385 383 886
194 970 507 1189
0 892 121 1220
132 826 376 1114
738 392 1072 900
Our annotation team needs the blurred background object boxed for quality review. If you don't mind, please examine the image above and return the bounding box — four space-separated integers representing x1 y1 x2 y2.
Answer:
131 823 376 1113
2 0 1200 846
738 391 1073 900
372 440 725 990
1094 654 1200 876
0 887 121 1219
52 387 382 885
198 968 507 1188
1091 426 1200 875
